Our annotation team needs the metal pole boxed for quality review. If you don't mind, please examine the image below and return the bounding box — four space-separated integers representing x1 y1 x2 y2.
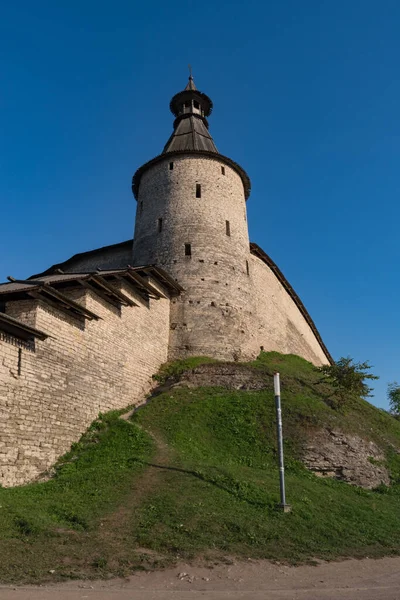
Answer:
274 373 291 512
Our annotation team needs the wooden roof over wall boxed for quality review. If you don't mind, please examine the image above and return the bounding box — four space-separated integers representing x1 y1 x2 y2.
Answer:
0 267 183 324
0 312 48 342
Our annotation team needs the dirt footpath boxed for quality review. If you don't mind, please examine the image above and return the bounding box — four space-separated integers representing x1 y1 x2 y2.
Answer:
1 556 400 600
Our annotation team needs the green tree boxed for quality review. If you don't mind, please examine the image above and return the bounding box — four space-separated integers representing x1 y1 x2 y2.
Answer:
387 382 400 415
318 357 379 407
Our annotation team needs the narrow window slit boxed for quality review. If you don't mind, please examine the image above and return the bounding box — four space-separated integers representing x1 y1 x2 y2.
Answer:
246 260 250 276
196 184 201 198
157 218 163 233
226 220 231 236
169 162 174 170
17 348 22 376
185 243 192 256
221 166 225 175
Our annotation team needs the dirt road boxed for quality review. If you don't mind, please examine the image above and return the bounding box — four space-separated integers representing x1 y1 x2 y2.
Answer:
1 557 400 600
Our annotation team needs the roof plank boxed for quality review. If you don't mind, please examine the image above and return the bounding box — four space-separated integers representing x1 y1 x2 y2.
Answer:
90 275 137 306
0 312 48 342
78 280 122 310
28 287 100 321
124 269 161 298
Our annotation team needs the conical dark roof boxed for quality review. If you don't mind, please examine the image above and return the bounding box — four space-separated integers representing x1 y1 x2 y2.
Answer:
163 75 217 154
163 114 218 153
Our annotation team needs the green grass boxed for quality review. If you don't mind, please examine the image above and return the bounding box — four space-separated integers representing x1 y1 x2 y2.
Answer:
0 412 152 535
0 410 156 582
1 352 400 583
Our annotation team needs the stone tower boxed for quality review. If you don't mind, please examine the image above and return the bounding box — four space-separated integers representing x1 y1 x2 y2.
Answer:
132 75 254 360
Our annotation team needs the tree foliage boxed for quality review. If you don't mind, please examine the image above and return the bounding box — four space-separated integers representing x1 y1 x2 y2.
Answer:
318 356 379 407
387 382 400 416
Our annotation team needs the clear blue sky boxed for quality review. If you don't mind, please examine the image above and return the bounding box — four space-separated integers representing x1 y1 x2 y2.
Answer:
1 1 399 408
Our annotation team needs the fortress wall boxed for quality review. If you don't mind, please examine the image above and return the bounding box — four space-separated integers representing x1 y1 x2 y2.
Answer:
248 254 329 366
133 155 254 361
0 287 170 487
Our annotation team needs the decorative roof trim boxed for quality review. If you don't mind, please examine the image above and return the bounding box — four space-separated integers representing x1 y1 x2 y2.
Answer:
250 242 333 365
133 151 251 200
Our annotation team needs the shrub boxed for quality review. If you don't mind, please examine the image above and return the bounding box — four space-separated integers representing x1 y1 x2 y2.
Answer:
388 382 400 416
318 357 378 407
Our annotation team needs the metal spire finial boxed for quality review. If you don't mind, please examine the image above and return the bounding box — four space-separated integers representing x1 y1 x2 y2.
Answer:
185 65 196 91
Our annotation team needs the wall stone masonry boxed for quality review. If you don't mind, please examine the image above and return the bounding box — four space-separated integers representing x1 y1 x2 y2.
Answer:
247 254 328 366
0 283 170 487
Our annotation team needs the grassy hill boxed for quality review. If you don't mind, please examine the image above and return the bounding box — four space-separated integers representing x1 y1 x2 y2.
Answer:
1 352 400 583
